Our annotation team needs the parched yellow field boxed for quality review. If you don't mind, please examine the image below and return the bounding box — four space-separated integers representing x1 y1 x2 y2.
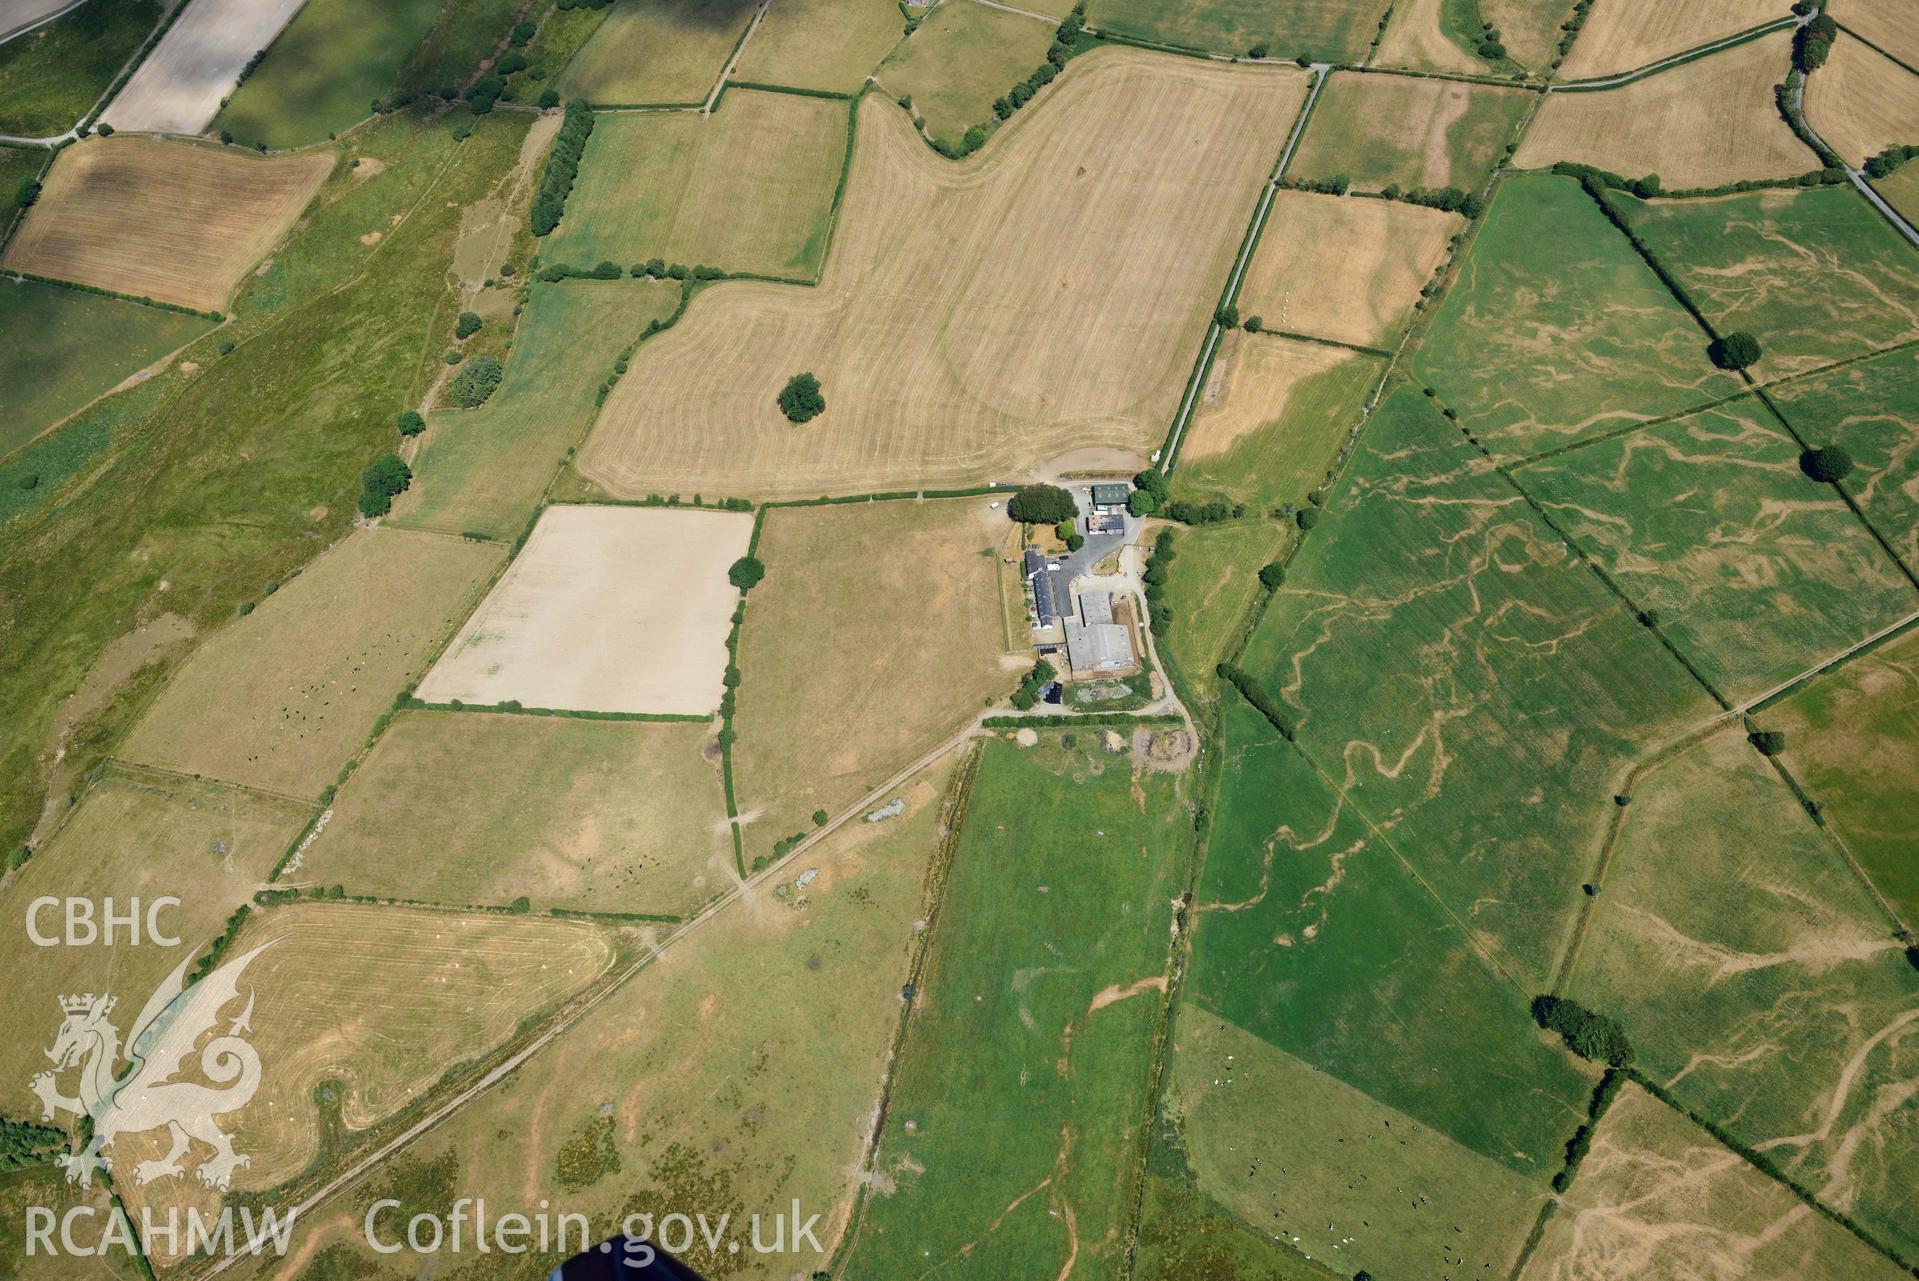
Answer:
1176 331 1382 512
1372 0 1487 75
733 497 1009 859
1518 32 1819 187
1239 191 1459 348
1805 35 1919 167
119 528 505 800
1559 0 1790 79
300 710 734 916
733 0 906 94
1521 1084 1905 1281
216 904 618 1190
0 770 311 1114
578 48 1309 499
243 753 960 1280
1837 0 1919 72
1 136 331 312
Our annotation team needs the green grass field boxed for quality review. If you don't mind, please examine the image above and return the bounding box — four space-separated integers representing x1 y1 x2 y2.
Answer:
733 0 905 94
515 2 616 83
840 734 1188 1279
1289 72 1531 193
1770 344 1919 574
1155 519 1289 706
875 0 1057 150
1188 699 1593 1180
1090 0 1383 60
0 143 45 241
396 279 683 540
213 0 443 147
1172 334 1383 513
547 90 848 278
0 0 158 136
0 277 212 459
560 0 759 105
393 0 521 98
1617 186 1919 376
1565 728 1919 1259
1133 1125 1338 1281
299 710 733 916
1237 387 1717 988
1770 629 1919 925
0 109 519 855
1413 174 1740 459
1518 396 1917 704
1168 1006 1551 1279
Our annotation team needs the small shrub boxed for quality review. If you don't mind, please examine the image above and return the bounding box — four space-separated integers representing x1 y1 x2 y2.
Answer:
812 810 829 827
538 88 560 109
1243 314 1263 333
445 355 505 408
778 371 825 423
496 51 528 77
510 18 536 45
454 311 483 339
14 178 41 209
1258 561 1286 590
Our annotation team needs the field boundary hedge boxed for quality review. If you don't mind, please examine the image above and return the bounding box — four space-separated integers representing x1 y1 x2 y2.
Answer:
983 712 1181 729
401 697 708 724
4 269 223 320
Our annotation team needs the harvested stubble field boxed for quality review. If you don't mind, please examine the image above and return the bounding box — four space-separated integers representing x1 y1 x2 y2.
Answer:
1186 700 1593 1186
1805 34 1919 168
1239 190 1459 348
301 709 733 916
263 756 961 1280
1372 0 1492 75
98 0 308 135
0 770 311 1111
1521 1083 1906 1281
873 0 1055 149
1771 345 1919 571
119 528 505 800
1558 0 1791 80
1289 72 1530 195
1617 185 1919 375
839 736 1186 1280
207 904 619 1192
730 0 904 93
1236 388 1718 988
1565 729 1919 1259
548 89 848 279
1518 398 1917 705
1837 0 1919 71
732 496 1009 855
580 49 1309 499
1172 331 1383 511
0 275 211 457
560 0 759 105
1770 629 1919 925
212 0 443 148
397 279 684 541
1091 0 1383 62
2 137 332 313
1169 1008 1550 1281
1156 519 1290 704
1519 32 1818 187
420 505 751 716
0 0 157 137
1413 174 1740 460
1480 0 1572 69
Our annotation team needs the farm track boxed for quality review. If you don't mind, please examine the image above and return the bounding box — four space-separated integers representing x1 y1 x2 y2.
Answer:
1549 15 1801 91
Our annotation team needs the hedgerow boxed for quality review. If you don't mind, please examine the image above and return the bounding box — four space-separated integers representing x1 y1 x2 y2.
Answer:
531 100 594 236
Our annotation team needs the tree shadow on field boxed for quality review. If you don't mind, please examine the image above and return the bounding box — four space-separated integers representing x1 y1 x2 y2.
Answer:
668 0 761 31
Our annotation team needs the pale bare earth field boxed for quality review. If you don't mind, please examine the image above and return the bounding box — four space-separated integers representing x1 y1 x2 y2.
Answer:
417 505 752 716
2 136 330 311
1238 190 1459 348
578 48 1309 499
1559 0 1791 79
99 0 309 135
1805 34 1919 168
1372 0 1483 75
1519 32 1819 187
0 0 74 40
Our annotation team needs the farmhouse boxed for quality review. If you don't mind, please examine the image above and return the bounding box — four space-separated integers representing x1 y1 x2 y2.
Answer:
1063 591 1136 675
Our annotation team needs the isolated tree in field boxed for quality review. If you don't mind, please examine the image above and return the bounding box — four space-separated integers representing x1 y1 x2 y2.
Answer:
1748 728 1786 755
777 372 825 423
1243 314 1263 333
357 453 413 517
454 311 483 339
1007 483 1078 525
728 555 765 590
1800 444 1855 482
1708 331 1762 370
396 409 426 437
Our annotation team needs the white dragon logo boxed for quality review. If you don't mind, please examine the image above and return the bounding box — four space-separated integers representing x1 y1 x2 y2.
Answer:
30 940 275 1192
